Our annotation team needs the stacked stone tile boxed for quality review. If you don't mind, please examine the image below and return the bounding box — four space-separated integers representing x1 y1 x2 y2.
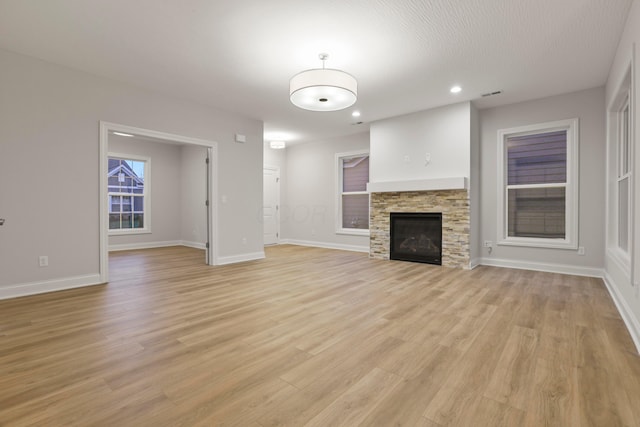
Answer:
370 190 470 269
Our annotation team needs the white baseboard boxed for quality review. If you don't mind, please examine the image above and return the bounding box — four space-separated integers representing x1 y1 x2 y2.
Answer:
280 239 369 253
602 272 640 355
478 257 603 278
216 251 265 265
180 240 207 250
469 257 481 270
0 274 103 300
109 240 182 252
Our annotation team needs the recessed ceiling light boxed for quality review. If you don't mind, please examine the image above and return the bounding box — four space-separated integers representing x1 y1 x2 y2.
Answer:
352 111 361 117
113 132 134 137
270 141 286 149
450 86 462 94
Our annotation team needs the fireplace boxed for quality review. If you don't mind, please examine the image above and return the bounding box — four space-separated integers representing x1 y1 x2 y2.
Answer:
390 212 442 265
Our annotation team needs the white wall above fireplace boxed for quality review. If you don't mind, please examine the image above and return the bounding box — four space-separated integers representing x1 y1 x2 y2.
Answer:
369 102 471 183
367 177 468 193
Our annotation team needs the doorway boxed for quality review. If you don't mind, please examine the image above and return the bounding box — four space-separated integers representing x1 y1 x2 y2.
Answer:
99 121 218 283
263 166 280 245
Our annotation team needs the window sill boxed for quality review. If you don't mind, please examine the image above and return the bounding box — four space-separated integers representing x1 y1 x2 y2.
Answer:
497 237 577 250
336 228 370 237
109 229 152 236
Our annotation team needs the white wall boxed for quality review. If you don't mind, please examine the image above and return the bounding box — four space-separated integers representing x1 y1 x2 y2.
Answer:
264 142 287 171
0 48 263 295
478 87 606 275
283 132 370 251
108 135 182 248
604 0 640 351
470 104 481 265
370 102 471 183
180 144 209 249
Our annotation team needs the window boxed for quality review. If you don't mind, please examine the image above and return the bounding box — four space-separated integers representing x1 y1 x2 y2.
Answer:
336 151 369 235
497 119 579 249
108 155 150 234
617 94 631 254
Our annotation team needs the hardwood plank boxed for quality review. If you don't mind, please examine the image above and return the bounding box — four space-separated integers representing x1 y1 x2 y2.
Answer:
0 245 638 426
483 325 539 410
523 357 579 427
304 367 403 427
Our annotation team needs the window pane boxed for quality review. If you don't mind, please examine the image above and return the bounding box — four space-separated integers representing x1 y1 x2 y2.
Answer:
133 196 144 212
109 214 121 229
507 131 566 185
121 196 132 211
508 187 565 238
342 194 369 229
133 213 144 229
109 195 120 213
121 213 132 229
622 103 630 175
343 156 369 192
619 177 629 252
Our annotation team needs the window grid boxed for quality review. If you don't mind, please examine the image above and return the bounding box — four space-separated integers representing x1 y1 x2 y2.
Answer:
108 156 148 233
337 152 370 234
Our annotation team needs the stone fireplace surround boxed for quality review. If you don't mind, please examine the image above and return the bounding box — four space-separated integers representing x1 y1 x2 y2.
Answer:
369 186 470 269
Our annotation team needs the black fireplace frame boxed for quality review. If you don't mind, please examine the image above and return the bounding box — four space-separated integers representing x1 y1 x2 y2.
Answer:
390 212 442 265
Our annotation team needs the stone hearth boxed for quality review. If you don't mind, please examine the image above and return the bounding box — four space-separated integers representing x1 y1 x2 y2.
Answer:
370 189 470 268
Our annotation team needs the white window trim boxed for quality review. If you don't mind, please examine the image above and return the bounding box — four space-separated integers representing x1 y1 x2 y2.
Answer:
608 85 634 271
108 152 151 235
335 150 370 236
496 118 579 250
616 93 632 257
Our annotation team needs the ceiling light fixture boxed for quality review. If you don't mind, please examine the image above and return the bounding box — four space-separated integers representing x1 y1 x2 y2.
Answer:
270 140 286 149
113 131 134 137
450 85 462 94
290 53 357 112
352 111 361 117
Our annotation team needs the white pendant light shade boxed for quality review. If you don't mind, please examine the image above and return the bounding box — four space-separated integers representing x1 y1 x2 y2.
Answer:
290 54 357 112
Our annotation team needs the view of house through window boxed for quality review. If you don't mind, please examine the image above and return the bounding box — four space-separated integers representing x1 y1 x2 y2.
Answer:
338 153 369 232
108 157 146 231
506 130 567 239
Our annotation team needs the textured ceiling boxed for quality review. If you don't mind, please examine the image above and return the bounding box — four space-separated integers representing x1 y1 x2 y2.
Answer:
0 0 633 144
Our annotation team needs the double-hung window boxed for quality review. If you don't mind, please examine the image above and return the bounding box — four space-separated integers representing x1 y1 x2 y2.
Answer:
617 93 631 254
336 151 369 235
108 155 150 234
497 119 579 249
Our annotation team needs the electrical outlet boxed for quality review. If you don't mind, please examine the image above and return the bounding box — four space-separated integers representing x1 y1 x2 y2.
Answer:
483 241 493 248
39 256 48 267
577 246 585 256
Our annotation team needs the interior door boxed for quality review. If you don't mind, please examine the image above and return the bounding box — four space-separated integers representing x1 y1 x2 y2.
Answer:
263 167 280 245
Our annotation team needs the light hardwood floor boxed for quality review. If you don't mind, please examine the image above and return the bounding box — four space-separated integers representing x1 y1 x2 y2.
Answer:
1 245 639 426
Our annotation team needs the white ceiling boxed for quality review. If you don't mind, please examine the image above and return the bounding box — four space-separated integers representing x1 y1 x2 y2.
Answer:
0 0 632 144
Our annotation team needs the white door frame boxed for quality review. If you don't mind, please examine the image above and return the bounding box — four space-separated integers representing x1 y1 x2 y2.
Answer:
263 165 280 245
99 121 218 283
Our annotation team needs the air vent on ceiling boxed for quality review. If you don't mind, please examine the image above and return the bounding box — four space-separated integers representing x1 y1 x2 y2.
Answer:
481 90 502 97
